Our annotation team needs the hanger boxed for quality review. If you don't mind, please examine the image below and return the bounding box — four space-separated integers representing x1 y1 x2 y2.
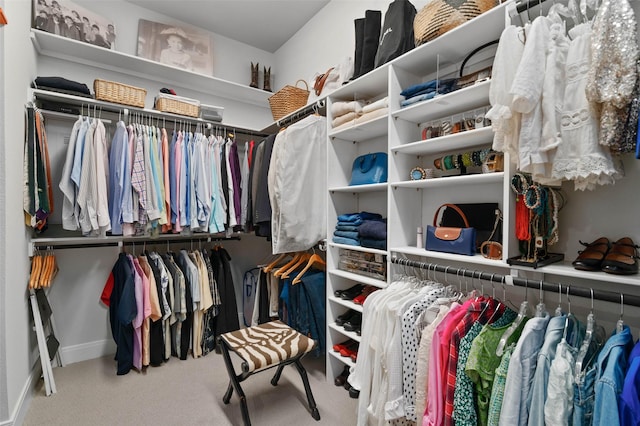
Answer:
274 252 305 277
292 252 326 285
280 252 312 279
574 288 595 381
535 279 546 317
617 294 625 334
29 248 43 290
263 253 290 273
496 278 529 356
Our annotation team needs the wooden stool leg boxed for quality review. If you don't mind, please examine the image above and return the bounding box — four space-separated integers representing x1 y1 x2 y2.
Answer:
270 363 287 386
294 359 321 421
220 339 252 426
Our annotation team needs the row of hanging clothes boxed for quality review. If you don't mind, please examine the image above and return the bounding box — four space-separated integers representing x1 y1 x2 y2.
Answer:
488 0 639 191
100 242 238 375
348 262 638 426
243 250 327 356
57 108 254 237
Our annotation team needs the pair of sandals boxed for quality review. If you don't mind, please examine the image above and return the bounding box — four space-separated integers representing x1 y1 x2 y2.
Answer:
572 237 639 275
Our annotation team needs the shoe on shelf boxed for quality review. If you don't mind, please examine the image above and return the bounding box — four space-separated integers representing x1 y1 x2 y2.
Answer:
571 237 610 271
334 365 350 387
335 309 358 326
353 285 378 305
339 343 359 359
334 284 364 299
333 338 358 354
343 312 363 333
601 237 639 275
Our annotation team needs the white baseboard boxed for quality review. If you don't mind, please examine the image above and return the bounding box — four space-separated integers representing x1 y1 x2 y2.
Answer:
58 339 115 366
1 366 37 426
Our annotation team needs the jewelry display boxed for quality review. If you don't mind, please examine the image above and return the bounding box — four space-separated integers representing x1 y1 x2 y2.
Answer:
421 105 490 140
410 167 427 180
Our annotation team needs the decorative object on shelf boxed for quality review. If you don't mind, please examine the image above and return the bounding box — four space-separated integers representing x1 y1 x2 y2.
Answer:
482 152 504 173
349 152 388 186
480 208 503 260
267 79 310 121
313 67 335 96
413 0 500 46
136 19 213 75
416 226 424 249
154 92 200 118
93 79 146 108
249 62 259 88
338 249 387 281
263 66 272 92
33 0 115 49
425 203 476 256
410 166 426 180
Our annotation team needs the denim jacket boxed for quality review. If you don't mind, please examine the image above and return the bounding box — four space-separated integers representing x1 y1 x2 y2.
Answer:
593 326 633 426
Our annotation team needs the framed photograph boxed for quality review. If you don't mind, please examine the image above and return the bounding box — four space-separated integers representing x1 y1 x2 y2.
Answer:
136 19 213 75
33 0 116 49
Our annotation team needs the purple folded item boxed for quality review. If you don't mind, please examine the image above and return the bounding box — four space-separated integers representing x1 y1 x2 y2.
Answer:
358 220 387 240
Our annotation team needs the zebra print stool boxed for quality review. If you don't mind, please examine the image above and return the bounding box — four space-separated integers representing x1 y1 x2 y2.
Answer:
218 320 321 426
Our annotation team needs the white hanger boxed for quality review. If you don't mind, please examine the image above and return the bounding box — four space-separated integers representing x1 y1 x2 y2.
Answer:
617 293 625 334
496 279 529 356
535 279 546 317
574 288 595 382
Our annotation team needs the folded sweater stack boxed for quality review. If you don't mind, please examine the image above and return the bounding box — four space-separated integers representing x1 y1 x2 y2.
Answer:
332 211 384 247
331 97 390 131
332 212 386 249
400 78 458 108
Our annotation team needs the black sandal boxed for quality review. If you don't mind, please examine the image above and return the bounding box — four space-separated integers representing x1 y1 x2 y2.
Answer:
601 237 639 275
571 237 610 271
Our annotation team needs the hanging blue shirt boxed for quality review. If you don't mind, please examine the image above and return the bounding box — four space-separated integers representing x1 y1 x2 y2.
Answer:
108 121 128 235
70 117 89 188
593 325 633 426
619 339 640 425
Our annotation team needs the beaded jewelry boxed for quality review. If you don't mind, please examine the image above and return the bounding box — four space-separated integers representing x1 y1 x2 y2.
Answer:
410 167 426 180
462 151 473 168
453 154 461 169
510 173 530 195
443 155 454 170
524 184 542 209
472 150 482 166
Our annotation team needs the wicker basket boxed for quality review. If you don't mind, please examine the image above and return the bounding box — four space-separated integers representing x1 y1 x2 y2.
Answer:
93 79 146 108
154 93 200 118
413 0 499 46
268 79 310 121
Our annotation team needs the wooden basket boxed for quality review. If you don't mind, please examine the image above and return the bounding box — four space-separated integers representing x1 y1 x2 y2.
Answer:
268 79 310 121
93 79 146 108
154 93 200 118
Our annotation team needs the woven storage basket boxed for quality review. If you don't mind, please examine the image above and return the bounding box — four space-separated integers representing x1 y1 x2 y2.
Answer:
268 79 310 121
154 93 200 118
414 0 499 46
94 79 146 108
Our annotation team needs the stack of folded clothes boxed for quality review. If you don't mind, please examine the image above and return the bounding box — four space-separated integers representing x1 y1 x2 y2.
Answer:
358 219 387 250
332 97 389 131
332 211 383 246
400 78 458 108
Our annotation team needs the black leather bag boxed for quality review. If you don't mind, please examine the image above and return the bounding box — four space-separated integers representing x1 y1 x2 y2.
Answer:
440 203 501 250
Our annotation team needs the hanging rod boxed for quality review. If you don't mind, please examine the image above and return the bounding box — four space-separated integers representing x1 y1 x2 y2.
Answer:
515 0 546 14
390 257 640 308
276 99 326 128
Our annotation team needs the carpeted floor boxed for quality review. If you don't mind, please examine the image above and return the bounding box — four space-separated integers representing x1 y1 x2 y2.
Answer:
23 351 357 426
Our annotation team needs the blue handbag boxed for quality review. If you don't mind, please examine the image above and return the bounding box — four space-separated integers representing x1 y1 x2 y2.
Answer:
349 152 388 186
425 203 476 256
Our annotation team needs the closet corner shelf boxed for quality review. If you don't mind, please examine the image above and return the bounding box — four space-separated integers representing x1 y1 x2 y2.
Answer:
328 242 388 257
390 2 509 75
509 261 640 287
328 323 362 343
390 246 510 268
328 296 364 313
329 114 388 142
31 29 271 107
391 126 494 156
391 171 504 189
328 269 388 289
329 183 388 194
331 65 390 100
392 80 491 124
328 348 357 368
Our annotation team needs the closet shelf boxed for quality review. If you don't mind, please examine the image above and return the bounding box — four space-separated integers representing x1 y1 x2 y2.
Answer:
391 127 494 156
31 29 271 107
331 65 389 100
328 269 388 288
391 80 491 123
329 114 387 141
328 296 364 313
328 323 362 343
509 261 640 287
390 2 509 76
328 348 357 368
329 183 388 193
391 246 509 268
328 242 388 257
391 171 504 189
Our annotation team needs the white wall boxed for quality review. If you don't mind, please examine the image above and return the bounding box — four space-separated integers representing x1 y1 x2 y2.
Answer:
1 1 39 424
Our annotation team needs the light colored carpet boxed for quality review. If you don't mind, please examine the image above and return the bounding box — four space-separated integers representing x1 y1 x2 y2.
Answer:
23 352 357 426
